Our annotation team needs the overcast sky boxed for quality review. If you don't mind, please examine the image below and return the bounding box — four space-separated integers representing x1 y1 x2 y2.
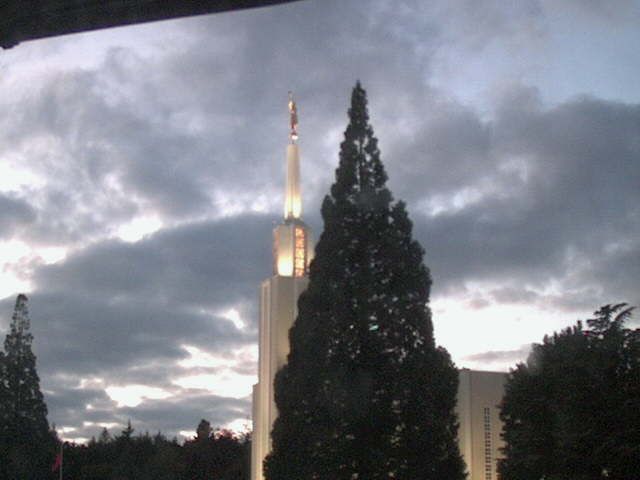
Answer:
0 0 638 443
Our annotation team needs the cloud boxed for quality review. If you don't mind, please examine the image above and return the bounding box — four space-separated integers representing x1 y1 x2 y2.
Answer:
463 344 532 365
33 214 273 311
0 193 36 238
0 214 275 374
26 292 250 377
397 90 640 313
2 0 456 249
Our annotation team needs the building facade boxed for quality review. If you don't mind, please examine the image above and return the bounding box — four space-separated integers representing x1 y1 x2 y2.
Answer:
250 95 313 480
457 369 508 480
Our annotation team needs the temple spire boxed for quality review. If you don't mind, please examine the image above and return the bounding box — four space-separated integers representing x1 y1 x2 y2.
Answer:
252 95 314 480
284 92 301 219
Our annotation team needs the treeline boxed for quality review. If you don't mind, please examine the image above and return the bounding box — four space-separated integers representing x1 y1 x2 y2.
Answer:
60 419 249 480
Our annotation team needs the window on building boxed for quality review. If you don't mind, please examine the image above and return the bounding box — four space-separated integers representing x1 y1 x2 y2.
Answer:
483 407 492 480
294 226 306 277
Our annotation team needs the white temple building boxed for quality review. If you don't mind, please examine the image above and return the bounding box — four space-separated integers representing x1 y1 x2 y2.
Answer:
457 369 508 480
251 96 507 480
250 94 313 480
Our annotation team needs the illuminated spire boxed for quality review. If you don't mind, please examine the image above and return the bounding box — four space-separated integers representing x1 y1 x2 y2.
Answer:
284 92 301 219
273 92 314 277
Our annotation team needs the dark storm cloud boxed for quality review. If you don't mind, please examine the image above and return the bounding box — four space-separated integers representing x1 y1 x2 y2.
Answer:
142 0 447 211
4 66 208 239
1 0 634 248
1 0 452 248
0 0 549 248
0 214 275 381
396 90 640 311
34 213 273 312
386 100 493 200
0 193 35 238
30 292 248 376
46 387 115 418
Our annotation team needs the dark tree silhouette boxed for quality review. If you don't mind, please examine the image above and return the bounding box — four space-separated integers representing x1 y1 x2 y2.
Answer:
195 418 212 442
499 303 640 480
0 294 55 479
265 83 465 480
183 421 248 480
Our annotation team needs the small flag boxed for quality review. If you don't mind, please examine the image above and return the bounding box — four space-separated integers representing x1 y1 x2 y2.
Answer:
52 452 62 472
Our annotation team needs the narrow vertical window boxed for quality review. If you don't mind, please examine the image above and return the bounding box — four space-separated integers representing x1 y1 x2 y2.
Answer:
294 226 306 277
484 407 492 480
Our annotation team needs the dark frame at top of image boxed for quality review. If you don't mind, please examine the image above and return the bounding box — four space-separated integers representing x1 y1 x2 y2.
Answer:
1 0 303 49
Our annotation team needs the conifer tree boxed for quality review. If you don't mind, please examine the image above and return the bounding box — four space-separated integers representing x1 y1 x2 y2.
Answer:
265 83 465 480
0 294 54 479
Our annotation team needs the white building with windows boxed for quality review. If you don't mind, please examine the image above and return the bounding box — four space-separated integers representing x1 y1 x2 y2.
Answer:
250 95 313 480
457 369 508 480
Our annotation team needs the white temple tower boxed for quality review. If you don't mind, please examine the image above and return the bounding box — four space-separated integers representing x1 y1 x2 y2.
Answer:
457 369 508 480
251 94 313 480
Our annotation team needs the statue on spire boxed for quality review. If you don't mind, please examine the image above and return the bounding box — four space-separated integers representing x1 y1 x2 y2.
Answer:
288 91 298 142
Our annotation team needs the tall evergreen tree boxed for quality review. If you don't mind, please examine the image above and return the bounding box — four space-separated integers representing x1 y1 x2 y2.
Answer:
265 83 465 480
0 294 54 479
